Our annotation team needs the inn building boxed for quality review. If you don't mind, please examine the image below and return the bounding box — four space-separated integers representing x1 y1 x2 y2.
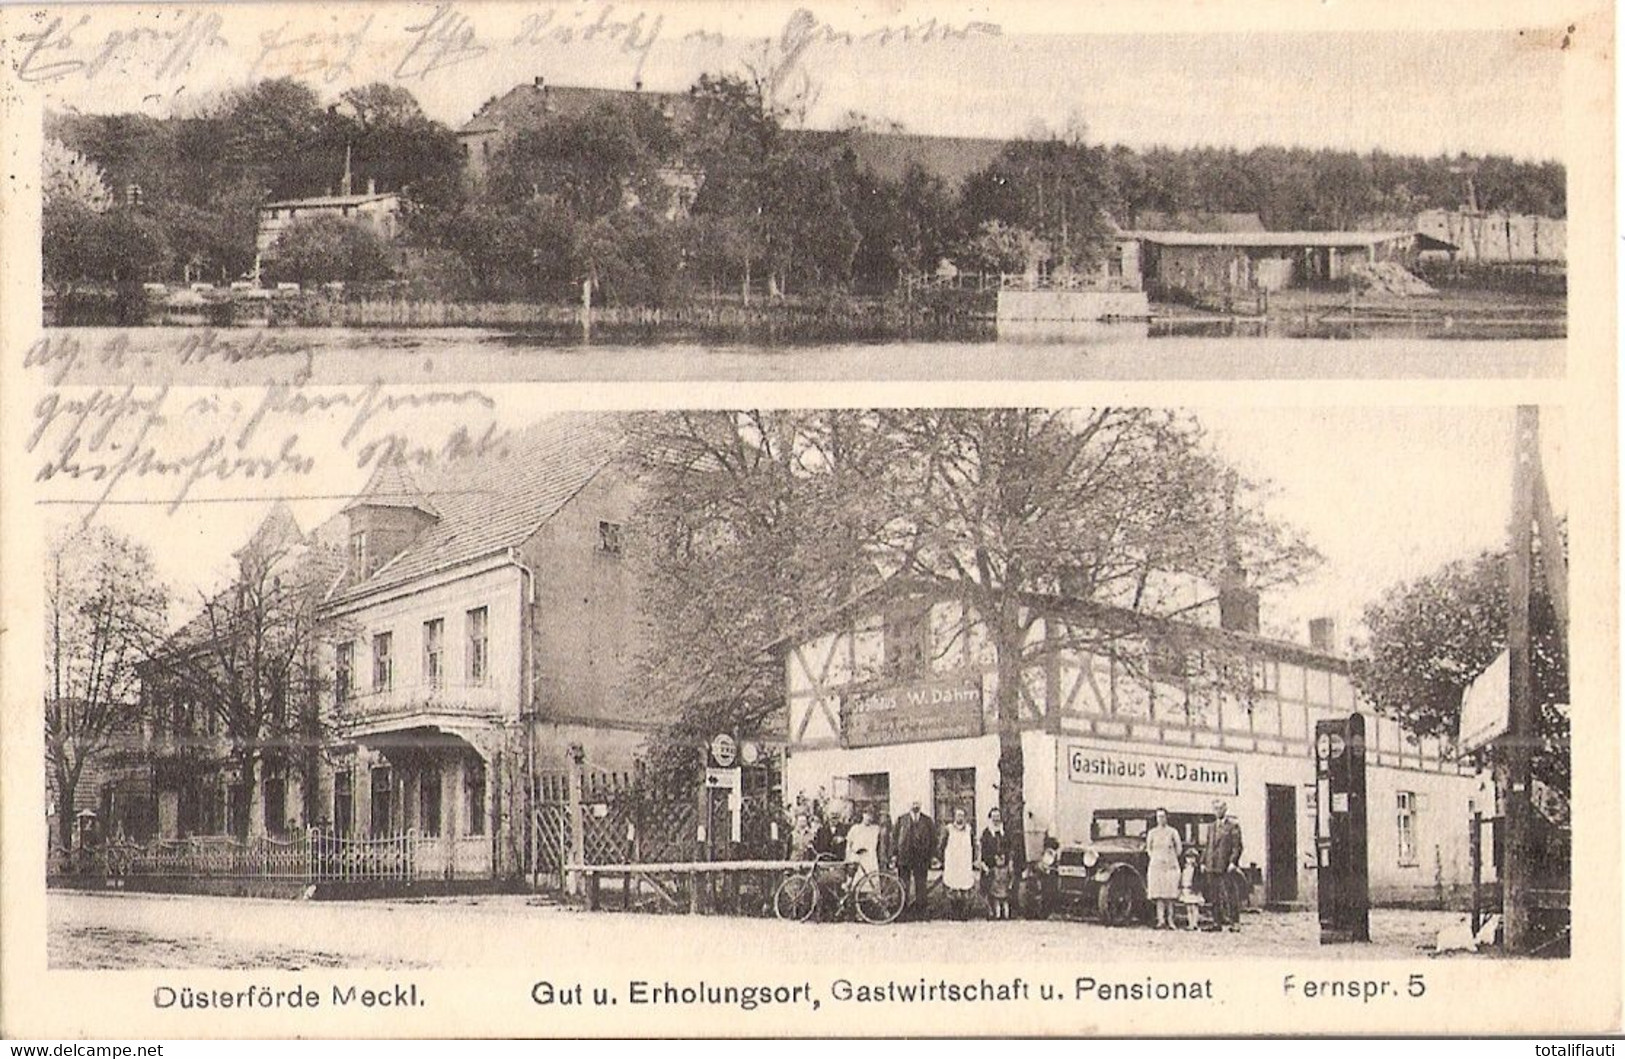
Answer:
779 582 1486 907
141 412 656 881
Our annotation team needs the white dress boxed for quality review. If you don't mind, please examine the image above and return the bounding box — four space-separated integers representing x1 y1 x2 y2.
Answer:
845 822 880 875
1145 824 1182 901
942 825 976 891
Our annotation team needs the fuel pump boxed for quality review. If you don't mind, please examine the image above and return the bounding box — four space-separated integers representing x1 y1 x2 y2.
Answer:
1314 713 1370 943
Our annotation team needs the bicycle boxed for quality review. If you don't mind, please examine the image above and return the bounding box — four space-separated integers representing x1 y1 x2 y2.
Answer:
773 853 906 924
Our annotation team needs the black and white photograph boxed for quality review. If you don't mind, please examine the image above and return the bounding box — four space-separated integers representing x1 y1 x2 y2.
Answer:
35 404 1571 968
0 0 1617 1043
27 7 1571 382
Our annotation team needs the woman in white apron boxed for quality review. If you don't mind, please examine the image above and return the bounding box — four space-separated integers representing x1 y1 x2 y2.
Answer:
939 806 978 919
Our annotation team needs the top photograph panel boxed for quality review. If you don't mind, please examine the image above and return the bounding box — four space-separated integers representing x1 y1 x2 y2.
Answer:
23 4 1576 383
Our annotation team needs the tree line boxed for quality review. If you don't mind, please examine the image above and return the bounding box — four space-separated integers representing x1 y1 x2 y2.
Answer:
46 74 1566 303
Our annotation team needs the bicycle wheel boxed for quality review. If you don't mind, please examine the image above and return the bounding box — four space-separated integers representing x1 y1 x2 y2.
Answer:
773 873 819 922
853 870 906 924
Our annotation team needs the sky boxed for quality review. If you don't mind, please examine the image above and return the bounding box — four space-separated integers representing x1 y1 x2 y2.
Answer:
41 401 1565 651
33 6 1567 161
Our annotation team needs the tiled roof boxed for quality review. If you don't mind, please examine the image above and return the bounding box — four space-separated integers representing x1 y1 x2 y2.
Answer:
328 412 626 604
458 82 697 136
344 459 439 518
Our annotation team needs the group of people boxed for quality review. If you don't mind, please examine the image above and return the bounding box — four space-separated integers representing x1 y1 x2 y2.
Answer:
1143 801 1246 931
792 796 1247 929
793 801 1022 920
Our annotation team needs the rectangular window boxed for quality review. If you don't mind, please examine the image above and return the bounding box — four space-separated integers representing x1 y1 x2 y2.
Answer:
370 767 393 837
848 773 891 824
598 520 623 555
931 767 976 830
336 641 354 702
884 604 930 676
419 768 442 837
423 618 444 688
333 769 353 837
350 531 367 575
1396 791 1418 866
1250 658 1279 695
466 607 489 685
465 757 486 836
372 631 393 691
263 772 287 837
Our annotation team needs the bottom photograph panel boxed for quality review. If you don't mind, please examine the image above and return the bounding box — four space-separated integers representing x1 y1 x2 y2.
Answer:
36 404 1571 979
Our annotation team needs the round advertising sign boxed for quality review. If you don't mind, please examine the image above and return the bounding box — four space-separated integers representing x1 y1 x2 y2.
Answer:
710 733 738 768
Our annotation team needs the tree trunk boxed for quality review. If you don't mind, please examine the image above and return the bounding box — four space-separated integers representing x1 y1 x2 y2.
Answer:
993 613 1028 873
54 759 78 853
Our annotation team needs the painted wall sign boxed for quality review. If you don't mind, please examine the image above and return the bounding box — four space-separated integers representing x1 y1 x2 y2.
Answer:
1065 743 1240 796
842 677 984 747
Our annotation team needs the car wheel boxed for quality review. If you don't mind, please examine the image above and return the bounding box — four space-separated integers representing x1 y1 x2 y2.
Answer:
1098 871 1145 927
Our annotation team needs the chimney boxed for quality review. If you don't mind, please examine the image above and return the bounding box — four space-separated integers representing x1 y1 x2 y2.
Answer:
534 76 545 88
1216 470 1261 635
1218 582 1260 635
1308 617 1338 653
634 78 643 91
367 177 377 195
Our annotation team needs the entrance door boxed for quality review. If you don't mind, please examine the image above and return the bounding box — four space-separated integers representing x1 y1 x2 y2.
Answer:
931 768 975 828
370 766 394 837
1266 784 1298 904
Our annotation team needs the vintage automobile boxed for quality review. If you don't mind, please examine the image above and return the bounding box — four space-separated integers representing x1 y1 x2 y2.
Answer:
1051 808 1245 926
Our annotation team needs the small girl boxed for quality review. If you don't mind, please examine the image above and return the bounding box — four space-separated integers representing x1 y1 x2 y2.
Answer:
1177 847 1205 930
989 854 1014 920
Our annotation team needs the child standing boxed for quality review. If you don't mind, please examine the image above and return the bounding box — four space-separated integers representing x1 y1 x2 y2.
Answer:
989 854 1014 920
1177 847 1205 930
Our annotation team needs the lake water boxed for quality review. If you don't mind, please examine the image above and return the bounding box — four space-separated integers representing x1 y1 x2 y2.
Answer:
29 326 1564 386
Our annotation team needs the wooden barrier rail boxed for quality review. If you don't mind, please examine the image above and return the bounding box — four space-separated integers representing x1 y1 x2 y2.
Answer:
567 860 808 915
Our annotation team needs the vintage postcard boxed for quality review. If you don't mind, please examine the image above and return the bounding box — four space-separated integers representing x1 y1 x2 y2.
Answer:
0 0 1617 1039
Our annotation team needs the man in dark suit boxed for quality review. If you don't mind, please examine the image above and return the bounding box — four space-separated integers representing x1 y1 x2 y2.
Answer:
1203 799 1245 931
892 800 937 920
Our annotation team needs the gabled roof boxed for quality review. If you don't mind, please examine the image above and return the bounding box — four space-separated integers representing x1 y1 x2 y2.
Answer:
327 412 626 604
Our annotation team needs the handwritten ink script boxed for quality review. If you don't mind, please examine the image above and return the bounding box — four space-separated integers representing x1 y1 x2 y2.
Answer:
28 380 502 525
10 4 1002 91
14 9 228 83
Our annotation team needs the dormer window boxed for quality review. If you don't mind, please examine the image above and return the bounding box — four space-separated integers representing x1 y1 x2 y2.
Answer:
599 520 623 555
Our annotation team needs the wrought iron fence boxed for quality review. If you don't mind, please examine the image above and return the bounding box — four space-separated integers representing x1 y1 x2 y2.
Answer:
85 829 426 882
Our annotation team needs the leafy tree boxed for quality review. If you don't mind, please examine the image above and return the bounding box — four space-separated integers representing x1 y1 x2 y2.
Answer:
623 411 894 784
958 220 1049 276
336 82 465 210
45 527 169 853
262 215 394 285
150 523 339 839
962 134 1116 273
625 409 1318 848
43 138 114 212
868 410 1316 850
487 100 678 218
1352 546 1569 796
